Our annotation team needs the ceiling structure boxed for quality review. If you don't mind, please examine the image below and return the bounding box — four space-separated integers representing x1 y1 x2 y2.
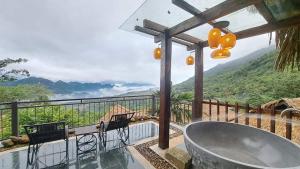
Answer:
120 0 300 149
121 0 300 50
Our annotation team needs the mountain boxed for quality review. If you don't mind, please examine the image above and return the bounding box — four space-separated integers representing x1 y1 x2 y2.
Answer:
174 46 275 92
0 77 153 94
174 46 300 105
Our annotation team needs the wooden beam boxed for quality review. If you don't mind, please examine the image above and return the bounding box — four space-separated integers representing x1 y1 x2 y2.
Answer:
254 2 275 23
172 0 199 16
134 26 159 36
143 19 202 44
169 0 261 36
194 15 300 48
172 0 231 34
234 15 300 40
134 26 192 47
192 45 203 121
159 31 172 149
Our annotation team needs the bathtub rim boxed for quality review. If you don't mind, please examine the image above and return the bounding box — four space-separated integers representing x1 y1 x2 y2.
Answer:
183 121 300 169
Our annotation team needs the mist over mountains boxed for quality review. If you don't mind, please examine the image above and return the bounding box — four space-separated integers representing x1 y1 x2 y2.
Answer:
0 77 154 97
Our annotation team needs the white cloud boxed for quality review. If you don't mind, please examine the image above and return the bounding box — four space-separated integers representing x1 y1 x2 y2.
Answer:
0 0 274 86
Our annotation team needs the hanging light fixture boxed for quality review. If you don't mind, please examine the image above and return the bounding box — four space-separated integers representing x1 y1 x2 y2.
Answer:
211 48 231 59
208 28 221 49
186 55 194 65
220 33 236 49
207 21 236 59
153 43 161 60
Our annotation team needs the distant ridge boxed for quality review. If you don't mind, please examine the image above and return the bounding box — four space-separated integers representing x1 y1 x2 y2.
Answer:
0 77 153 94
174 46 276 92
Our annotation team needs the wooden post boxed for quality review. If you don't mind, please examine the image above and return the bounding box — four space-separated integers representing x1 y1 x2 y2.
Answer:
217 100 220 121
235 103 239 123
257 105 262 128
245 103 249 125
159 31 172 149
225 102 228 122
192 45 203 121
271 106 276 133
209 99 212 121
11 102 19 137
286 111 292 140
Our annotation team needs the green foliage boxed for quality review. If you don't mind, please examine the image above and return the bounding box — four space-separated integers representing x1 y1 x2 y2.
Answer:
0 85 52 102
175 50 300 106
203 51 300 105
0 58 29 82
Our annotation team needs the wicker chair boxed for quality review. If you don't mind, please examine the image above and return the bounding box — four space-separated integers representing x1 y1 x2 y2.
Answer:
99 113 135 149
24 122 69 165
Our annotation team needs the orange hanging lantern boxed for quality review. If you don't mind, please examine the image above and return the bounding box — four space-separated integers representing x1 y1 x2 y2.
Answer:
220 33 236 49
208 28 221 49
186 56 194 65
153 48 161 60
211 48 231 59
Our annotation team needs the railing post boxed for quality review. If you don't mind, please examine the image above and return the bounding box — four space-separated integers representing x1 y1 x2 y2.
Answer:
225 102 228 122
217 100 220 121
286 111 292 140
235 103 239 123
257 105 262 128
11 102 19 137
152 95 156 116
245 103 249 125
209 99 212 121
270 106 276 133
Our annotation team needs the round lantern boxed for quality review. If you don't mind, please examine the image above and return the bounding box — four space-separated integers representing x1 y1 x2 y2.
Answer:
153 48 161 60
211 48 231 59
186 56 194 65
220 33 236 49
208 28 221 49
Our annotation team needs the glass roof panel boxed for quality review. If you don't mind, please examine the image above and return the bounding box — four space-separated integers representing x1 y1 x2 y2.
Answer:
184 0 226 12
218 5 268 32
121 0 267 42
264 0 300 21
120 0 193 32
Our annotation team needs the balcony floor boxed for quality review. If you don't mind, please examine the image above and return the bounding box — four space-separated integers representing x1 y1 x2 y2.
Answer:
0 121 160 169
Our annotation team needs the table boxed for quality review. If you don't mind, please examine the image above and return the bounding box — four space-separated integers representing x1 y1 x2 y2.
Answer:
75 125 99 157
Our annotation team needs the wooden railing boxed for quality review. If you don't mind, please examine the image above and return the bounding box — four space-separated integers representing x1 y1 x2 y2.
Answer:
169 99 298 143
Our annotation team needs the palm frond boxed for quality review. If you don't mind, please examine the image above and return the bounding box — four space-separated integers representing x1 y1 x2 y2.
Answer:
275 25 300 71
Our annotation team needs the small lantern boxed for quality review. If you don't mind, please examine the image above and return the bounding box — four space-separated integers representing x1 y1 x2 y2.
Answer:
186 56 194 65
220 33 236 49
211 48 231 59
153 48 161 60
208 28 221 49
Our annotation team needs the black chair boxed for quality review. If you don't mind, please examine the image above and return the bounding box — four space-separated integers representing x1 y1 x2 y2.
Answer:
99 113 135 149
24 122 69 165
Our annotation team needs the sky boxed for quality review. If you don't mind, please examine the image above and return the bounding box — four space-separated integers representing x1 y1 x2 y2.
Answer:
0 0 274 86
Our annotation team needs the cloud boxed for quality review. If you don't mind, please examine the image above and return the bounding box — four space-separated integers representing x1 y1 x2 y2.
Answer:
0 0 273 86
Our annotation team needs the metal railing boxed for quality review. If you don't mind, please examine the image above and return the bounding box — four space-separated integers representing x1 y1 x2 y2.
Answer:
0 95 155 140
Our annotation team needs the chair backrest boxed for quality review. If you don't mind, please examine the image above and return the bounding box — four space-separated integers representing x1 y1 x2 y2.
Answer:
24 122 66 144
106 113 135 131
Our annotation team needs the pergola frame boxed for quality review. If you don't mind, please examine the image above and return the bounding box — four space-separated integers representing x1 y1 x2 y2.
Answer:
134 0 300 149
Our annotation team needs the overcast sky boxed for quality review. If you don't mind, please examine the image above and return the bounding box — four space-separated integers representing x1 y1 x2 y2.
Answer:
0 0 274 86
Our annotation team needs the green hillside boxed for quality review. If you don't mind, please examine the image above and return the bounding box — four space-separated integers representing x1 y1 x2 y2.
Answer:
174 48 300 106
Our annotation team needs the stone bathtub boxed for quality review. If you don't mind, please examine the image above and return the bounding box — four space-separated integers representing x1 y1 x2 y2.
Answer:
184 121 300 169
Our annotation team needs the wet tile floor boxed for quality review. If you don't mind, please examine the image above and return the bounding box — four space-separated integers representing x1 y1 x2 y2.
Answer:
0 121 159 169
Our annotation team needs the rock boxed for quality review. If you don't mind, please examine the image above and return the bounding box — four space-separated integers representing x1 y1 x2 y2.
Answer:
19 135 29 144
9 136 20 144
165 147 192 169
131 117 136 122
9 135 29 144
2 139 14 147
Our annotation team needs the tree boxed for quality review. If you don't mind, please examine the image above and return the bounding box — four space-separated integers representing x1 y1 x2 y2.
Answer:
0 58 29 82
